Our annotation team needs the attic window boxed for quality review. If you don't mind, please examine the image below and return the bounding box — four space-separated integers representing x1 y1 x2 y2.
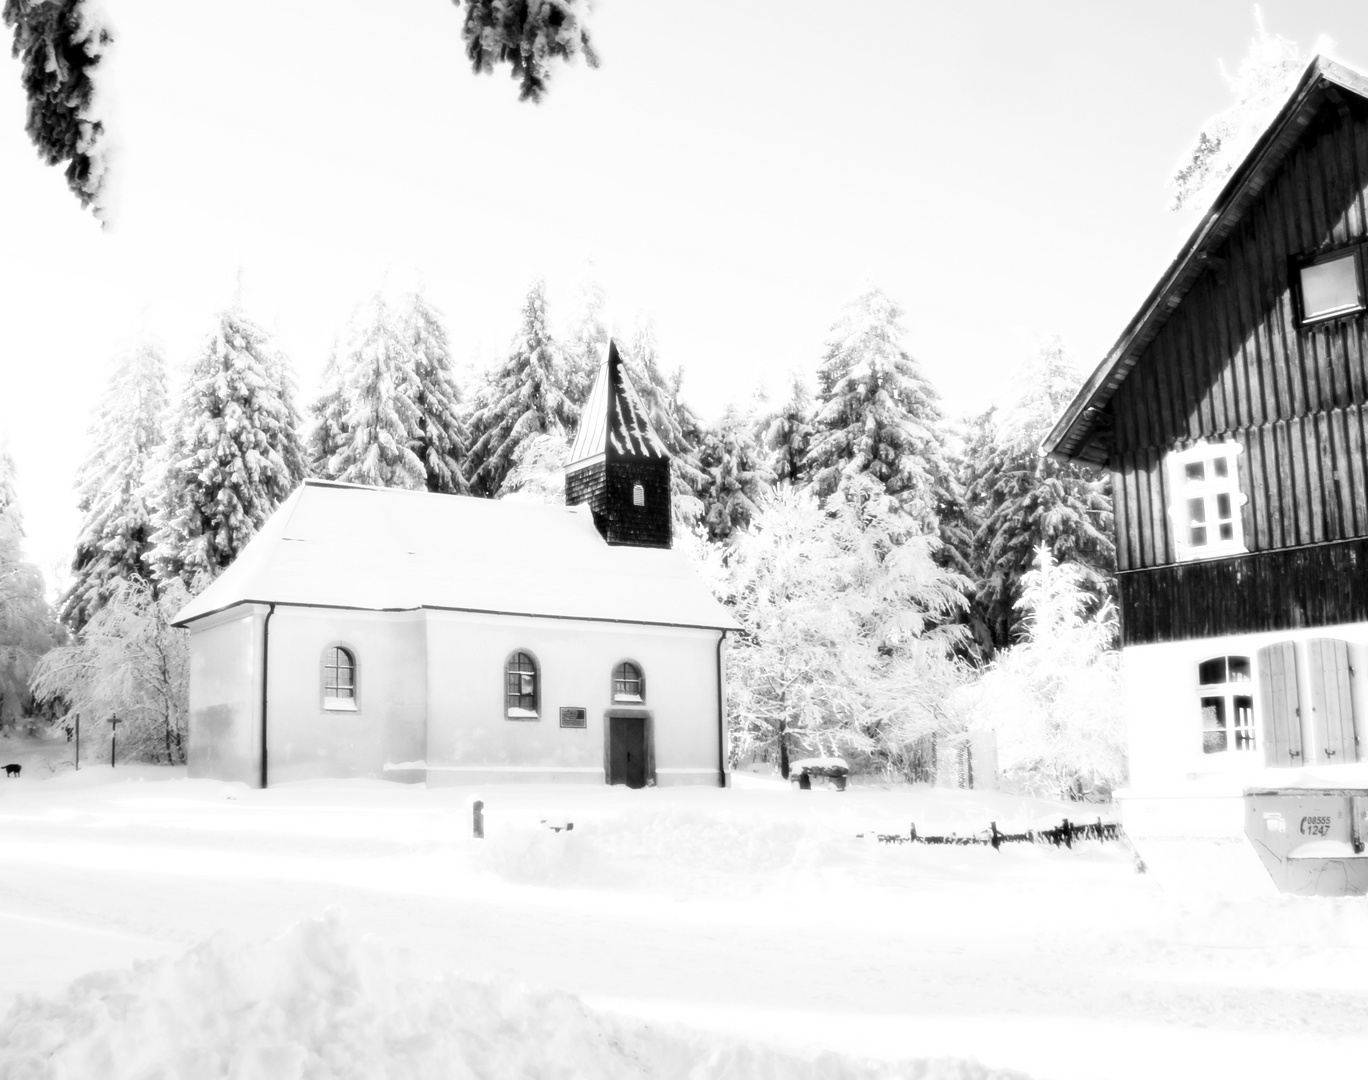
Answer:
1297 248 1365 324
632 483 645 507
1167 442 1247 562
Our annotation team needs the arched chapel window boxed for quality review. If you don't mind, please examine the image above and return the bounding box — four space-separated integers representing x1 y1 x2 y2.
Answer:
323 646 357 711
506 651 540 719
613 661 644 703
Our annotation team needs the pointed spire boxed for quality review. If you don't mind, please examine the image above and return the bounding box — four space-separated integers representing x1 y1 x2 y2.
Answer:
565 339 668 470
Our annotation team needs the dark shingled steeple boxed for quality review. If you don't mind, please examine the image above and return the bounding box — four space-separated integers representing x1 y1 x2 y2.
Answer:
564 340 673 548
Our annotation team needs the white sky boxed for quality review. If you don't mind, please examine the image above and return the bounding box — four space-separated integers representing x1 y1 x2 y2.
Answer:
2 0 1365 583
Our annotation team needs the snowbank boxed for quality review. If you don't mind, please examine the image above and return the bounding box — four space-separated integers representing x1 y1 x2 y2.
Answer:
0 910 1028 1080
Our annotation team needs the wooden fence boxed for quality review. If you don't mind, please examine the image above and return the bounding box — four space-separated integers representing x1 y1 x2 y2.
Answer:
868 818 1121 849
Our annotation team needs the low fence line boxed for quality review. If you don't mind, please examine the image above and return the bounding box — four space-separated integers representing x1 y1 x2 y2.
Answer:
867 817 1120 849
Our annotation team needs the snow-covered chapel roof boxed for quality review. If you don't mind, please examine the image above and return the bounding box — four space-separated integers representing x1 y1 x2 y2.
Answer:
172 480 738 631
564 339 669 470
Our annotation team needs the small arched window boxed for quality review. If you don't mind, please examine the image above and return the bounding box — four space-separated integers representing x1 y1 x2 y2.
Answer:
632 483 645 507
1198 655 1254 754
613 661 644 703
323 646 357 711
506 651 540 719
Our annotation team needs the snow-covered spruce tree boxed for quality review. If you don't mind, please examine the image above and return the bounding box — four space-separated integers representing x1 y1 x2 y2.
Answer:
805 286 950 530
60 340 168 632
697 405 774 544
151 309 307 589
466 280 574 497
31 578 190 764
622 318 706 528
304 344 349 480
330 294 428 490
965 337 1114 651
761 373 814 489
1169 12 1329 213
458 0 598 102
967 546 1125 800
713 480 967 779
3 0 112 218
0 446 62 728
564 274 609 412
401 290 470 494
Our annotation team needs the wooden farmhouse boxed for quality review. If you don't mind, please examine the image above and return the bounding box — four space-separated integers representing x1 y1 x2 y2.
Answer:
172 341 738 790
1044 58 1368 892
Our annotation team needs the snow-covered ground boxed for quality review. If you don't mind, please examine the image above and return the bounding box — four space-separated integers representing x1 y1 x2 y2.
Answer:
0 757 1365 1079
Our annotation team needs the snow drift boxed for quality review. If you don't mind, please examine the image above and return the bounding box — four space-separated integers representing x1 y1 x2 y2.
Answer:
0 909 1029 1080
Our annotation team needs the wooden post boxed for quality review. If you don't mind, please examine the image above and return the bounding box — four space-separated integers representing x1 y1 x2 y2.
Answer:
472 800 484 840
74 713 80 771
108 715 121 769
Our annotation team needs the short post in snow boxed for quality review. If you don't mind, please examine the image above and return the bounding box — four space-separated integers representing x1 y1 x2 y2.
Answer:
74 713 80 771
108 715 121 769
472 799 484 840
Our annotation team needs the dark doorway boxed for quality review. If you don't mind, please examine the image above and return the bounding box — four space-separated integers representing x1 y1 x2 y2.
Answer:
607 714 647 788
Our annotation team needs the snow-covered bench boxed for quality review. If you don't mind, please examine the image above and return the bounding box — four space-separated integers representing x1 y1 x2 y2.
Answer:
789 757 849 791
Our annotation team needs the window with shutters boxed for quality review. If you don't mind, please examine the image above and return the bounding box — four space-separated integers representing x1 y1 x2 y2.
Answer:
1198 655 1255 755
1167 442 1246 562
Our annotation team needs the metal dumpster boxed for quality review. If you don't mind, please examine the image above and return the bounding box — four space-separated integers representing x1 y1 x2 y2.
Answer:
1244 787 1368 896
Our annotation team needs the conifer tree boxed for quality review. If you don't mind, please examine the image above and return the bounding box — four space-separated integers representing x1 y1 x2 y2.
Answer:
623 318 706 527
965 338 1115 649
61 341 168 631
151 308 307 588
761 374 814 488
401 290 470 494
564 275 609 413
466 280 574 497
330 294 428 490
304 345 349 480
0 444 61 727
805 286 949 529
698 405 774 543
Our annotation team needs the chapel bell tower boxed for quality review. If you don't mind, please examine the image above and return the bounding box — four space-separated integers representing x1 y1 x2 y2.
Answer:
564 339 673 548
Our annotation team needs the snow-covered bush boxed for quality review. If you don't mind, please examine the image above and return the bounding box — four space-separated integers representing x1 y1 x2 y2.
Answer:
31 578 190 764
965 547 1125 801
711 480 969 778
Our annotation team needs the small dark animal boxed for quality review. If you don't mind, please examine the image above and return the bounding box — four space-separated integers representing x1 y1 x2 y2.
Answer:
4 763 20 778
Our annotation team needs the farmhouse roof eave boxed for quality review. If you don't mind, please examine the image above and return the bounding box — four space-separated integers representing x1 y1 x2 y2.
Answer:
1042 56 1368 466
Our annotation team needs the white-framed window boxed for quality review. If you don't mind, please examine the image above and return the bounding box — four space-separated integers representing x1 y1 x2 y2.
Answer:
322 645 358 712
632 483 645 507
1198 655 1256 755
1167 441 1247 561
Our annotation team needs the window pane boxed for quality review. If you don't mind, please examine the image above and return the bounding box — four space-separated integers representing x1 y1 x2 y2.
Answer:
1188 498 1206 524
1234 696 1256 750
1228 657 1251 682
1301 252 1362 319
520 673 535 696
1190 524 1207 547
1213 457 1228 479
1185 461 1205 483
1201 696 1228 754
1218 523 1233 541
1216 493 1231 519
1199 658 1226 685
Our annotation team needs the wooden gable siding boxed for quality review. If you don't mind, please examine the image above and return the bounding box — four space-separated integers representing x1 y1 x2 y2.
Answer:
1110 99 1368 571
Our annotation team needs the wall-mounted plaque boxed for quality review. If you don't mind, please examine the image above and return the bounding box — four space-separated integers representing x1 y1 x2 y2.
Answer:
559 707 587 729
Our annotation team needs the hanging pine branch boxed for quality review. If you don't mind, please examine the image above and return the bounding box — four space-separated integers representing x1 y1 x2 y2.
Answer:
457 0 599 102
3 0 111 217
